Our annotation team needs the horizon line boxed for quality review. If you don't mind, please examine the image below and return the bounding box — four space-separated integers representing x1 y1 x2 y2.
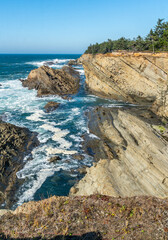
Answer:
0 53 83 55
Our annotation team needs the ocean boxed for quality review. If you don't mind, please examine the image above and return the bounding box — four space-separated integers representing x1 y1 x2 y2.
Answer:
0 54 124 207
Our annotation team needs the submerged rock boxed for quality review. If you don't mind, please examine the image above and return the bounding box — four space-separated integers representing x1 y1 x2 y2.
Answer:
70 106 168 198
48 155 61 163
21 65 80 97
44 101 60 113
72 153 85 160
80 52 168 118
0 122 39 208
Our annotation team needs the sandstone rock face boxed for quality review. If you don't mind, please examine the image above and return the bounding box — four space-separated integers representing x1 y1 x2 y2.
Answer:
70 107 168 198
0 121 39 208
21 65 80 97
80 53 168 118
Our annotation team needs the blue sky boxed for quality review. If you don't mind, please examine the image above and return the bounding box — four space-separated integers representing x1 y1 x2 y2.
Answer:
0 0 168 54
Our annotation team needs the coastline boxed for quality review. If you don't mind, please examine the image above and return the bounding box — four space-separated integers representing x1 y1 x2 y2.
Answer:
0 52 168 239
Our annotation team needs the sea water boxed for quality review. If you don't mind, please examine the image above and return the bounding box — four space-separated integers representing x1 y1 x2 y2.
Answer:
0 54 127 207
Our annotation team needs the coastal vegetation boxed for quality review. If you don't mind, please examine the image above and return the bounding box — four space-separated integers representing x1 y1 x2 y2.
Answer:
85 19 168 54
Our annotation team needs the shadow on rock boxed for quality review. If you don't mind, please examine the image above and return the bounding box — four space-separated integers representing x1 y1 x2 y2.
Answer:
0 232 102 240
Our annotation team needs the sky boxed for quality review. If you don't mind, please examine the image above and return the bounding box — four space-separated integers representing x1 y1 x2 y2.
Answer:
0 0 168 54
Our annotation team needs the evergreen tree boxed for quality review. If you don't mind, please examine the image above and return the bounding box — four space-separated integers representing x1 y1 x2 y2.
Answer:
85 19 168 54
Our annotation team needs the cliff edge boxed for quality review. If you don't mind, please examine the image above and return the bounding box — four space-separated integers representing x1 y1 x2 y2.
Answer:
80 52 168 118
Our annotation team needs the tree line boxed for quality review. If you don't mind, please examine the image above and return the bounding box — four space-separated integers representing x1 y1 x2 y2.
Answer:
85 19 168 54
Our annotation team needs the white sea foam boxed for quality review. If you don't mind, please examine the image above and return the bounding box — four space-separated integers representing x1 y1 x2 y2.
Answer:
40 124 72 148
26 59 74 68
40 124 59 132
89 133 100 139
69 135 82 142
77 69 85 75
46 147 77 155
16 168 55 205
26 110 45 122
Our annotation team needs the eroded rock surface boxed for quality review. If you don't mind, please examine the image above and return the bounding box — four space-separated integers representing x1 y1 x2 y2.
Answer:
71 107 168 198
21 65 80 97
80 53 168 118
0 121 39 208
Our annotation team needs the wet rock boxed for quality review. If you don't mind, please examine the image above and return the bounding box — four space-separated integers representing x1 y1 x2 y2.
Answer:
62 95 72 100
0 121 39 208
77 166 87 175
21 65 80 97
48 156 61 163
44 101 60 113
72 154 85 160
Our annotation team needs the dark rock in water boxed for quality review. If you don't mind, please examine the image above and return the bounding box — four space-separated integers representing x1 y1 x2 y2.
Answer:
48 156 61 163
44 101 60 113
21 65 80 97
0 122 39 208
72 154 84 160
68 59 81 66
0 84 2 87
62 95 72 100
77 166 87 175
44 61 55 66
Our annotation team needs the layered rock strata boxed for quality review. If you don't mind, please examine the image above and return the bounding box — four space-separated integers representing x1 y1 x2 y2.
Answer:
0 121 39 207
21 65 80 97
70 107 168 198
80 53 168 118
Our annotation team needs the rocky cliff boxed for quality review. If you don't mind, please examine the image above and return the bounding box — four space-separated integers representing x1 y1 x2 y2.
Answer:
70 107 168 198
80 52 168 118
0 121 39 208
21 65 80 97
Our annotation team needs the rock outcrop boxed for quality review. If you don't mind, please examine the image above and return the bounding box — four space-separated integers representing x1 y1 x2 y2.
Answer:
0 195 167 239
68 59 81 66
80 53 168 118
21 65 80 97
0 121 39 208
44 101 60 113
70 107 168 198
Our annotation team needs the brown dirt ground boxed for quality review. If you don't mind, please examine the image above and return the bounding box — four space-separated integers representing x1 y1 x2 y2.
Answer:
0 195 167 239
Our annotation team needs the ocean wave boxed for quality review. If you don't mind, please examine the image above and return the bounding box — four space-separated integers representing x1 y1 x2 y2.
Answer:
26 110 46 122
26 58 74 68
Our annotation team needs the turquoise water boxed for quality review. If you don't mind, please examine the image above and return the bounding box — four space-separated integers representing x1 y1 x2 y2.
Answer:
0 54 126 207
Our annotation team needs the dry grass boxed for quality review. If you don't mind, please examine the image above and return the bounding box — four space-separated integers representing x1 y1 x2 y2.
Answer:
0 195 167 239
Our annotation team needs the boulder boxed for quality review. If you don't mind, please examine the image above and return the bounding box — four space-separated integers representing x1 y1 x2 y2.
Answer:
44 101 60 113
48 156 61 163
21 65 80 97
